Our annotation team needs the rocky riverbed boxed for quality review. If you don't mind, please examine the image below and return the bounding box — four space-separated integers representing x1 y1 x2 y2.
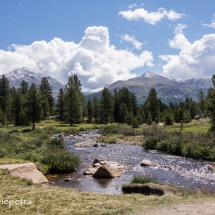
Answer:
49 130 215 194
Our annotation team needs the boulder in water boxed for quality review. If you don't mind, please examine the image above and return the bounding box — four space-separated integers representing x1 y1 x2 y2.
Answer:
84 158 129 177
141 159 159 167
92 165 117 178
73 141 90 148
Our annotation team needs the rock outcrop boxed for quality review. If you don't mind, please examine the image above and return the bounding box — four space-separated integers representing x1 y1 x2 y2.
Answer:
84 159 129 178
73 141 90 147
0 163 48 184
122 183 180 195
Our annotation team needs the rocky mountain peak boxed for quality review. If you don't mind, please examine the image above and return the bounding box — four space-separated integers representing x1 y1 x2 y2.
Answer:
4 67 64 96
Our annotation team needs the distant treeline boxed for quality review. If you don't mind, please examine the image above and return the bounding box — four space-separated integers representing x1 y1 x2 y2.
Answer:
0 74 215 130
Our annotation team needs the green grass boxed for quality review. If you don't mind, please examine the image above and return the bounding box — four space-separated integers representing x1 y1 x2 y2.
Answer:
164 120 210 134
131 175 159 184
142 123 215 161
0 169 212 215
0 121 215 214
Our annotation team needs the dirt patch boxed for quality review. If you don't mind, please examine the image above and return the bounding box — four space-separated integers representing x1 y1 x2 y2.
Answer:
137 197 215 215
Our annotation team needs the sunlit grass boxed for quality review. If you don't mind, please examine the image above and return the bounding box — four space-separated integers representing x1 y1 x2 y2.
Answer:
164 121 210 134
0 169 211 215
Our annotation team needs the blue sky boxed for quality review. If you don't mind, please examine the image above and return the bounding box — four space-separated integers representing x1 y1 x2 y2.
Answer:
0 0 215 90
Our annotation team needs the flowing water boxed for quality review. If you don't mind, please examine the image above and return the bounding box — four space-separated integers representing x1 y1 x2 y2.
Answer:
49 130 215 194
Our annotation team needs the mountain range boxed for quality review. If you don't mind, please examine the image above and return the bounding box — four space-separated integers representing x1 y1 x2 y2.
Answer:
2 68 213 105
87 71 213 105
4 67 64 96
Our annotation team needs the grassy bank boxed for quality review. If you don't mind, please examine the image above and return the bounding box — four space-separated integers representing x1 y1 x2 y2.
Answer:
142 123 215 161
0 168 213 215
0 121 92 174
97 124 143 145
0 121 215 214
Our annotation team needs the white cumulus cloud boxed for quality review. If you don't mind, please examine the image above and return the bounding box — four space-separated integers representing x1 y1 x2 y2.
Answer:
202 15 215 28
0 26 154 91
120 34 143 50
160 25 215 77
119 7 184 25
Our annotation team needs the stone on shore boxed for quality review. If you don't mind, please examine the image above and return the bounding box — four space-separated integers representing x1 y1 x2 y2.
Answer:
0 163 48 184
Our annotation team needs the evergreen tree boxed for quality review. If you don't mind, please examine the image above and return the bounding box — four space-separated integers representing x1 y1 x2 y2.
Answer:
11 90 27 126
41 95 50 118
0 75 10 112
0 75 11 125
40 77 54 116
57 88 65 118
163 109 174 125
144 88 160 122
87 99 94 123
147 113 153 125
131 117 139 128
198 89 205 115
126 111 134 125
174 105 183 123
19 80 29 94
93 96 100 123
119 103 128 123
113 87 137 122
207 75 215 131
100 87 113 124
136 113 143 125
26 83 42 130
64 75 82 125
183 110 191 123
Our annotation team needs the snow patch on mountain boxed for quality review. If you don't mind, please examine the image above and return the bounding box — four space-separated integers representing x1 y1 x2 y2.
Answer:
5 67 64 95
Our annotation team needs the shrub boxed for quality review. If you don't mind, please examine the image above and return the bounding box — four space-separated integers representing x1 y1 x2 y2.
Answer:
157 138 182 155
143 137 159 150
165 114 174 125
131 117 139 128
42 148 81 173
47 138 65 149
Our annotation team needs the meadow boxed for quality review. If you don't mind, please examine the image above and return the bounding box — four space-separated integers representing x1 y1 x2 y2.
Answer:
0 120 215 214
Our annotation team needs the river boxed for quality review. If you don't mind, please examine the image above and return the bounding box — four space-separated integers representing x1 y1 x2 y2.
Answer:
48 130 215 194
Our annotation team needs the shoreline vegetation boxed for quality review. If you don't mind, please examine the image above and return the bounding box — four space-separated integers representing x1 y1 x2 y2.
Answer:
0 120 215 214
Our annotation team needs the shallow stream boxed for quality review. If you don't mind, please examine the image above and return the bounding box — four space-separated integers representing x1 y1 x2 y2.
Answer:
49 130 215 194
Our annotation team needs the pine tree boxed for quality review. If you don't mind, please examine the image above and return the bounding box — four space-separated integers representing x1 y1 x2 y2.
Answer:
126 111 134 125
207 75 215 131
19 80 29 94
100 87 113 124
145 88 160 122
64 75 83 125
40 77 54 116
93 96 100 123
11 90 27 126
87 99 94 123
0 75 11 125
0 75 10 112
26 83 42 130
119 103 128 123
199 89 205 115
57 88 65 118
